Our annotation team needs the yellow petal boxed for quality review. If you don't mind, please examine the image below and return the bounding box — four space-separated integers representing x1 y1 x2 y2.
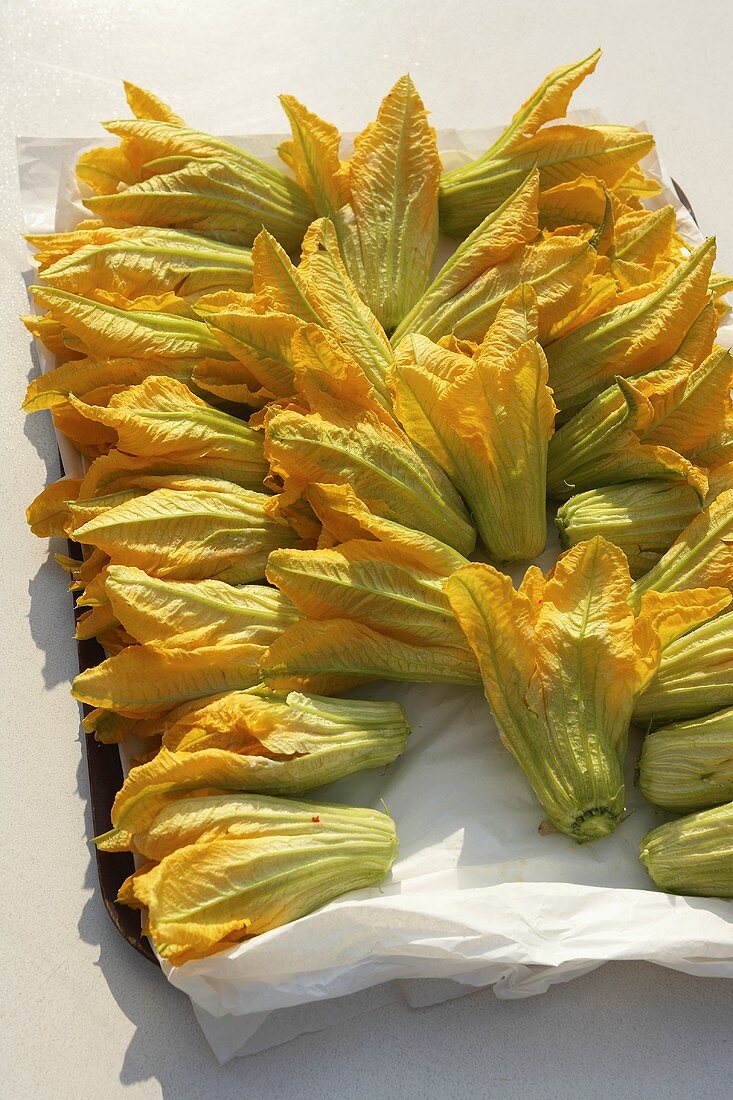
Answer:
105 564 298 647
26 478 83 538
334 75 441 331
264 373 476 555
262 617 481 694
643 347 733 454
31 286 231 361
393 171 540 342
122 82 185 124
70 484 296 583
39 227 253 300
279 94 350 215
393 235 593 344
546 238 716 414
68 375 267 488
76 145 137 195
72 642 265 716
202 307 299 401
547 370 708 500
631 487 733 606
495 49 602 153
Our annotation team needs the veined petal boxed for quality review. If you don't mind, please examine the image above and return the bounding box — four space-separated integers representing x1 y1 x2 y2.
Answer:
485 49 602 155
105 565 298 647
643 346 733 454
110 720 406 831
556 480 703 578
202 307 300 402
547 370 708 500
299 219 394 402
394 235 593 344
630 487 733 607
634 604 733 725
85 157 313 253
334 75 441 332
441 124 653 238
122 82 185 124
38 227 253 300
76 145 137 195
393 286 555 560
251 229 322 322
266 540 467 648
72 641 265 716
31 286 231 361
392 172 540 343
278 94 350 216
545 238 716 414
262 617 481 694
26 478 83 538
23 356 200 415
116 814 396 964
70 484 297 583
68 375 267 487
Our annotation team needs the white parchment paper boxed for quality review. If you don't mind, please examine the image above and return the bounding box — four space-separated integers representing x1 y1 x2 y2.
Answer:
16 115 733 1063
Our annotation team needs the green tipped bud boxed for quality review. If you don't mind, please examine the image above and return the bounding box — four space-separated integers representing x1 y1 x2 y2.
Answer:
638 706 733 812
634 607 733 726
640 801 733 897
556 480 701 578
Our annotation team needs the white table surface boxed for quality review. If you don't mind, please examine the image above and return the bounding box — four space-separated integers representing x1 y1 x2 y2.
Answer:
2 1 732 1094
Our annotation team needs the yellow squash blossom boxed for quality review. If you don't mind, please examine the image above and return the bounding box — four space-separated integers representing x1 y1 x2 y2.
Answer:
282 75 441 332
545 238 716 415
556 480 702 579
97 788 395 861
113 796 397 965
264 331 476 555
391 285 555 561
67 479 297 583
27 286 233 362
445 537 727 841
391 171 540 342
71 566 301 715
545 353 726 499
439 51 654 237
99 688 409 839
78 83 314 251
202 222 394 406
266 480 474 661
68 375 268 489
31 226 253 300
392 232 593 346
556 462 733 578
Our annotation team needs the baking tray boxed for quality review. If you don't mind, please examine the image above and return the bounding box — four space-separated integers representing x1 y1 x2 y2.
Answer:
70 180 699 969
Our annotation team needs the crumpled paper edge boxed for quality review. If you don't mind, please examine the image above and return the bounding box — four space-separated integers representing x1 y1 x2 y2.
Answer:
15 113 733 1063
